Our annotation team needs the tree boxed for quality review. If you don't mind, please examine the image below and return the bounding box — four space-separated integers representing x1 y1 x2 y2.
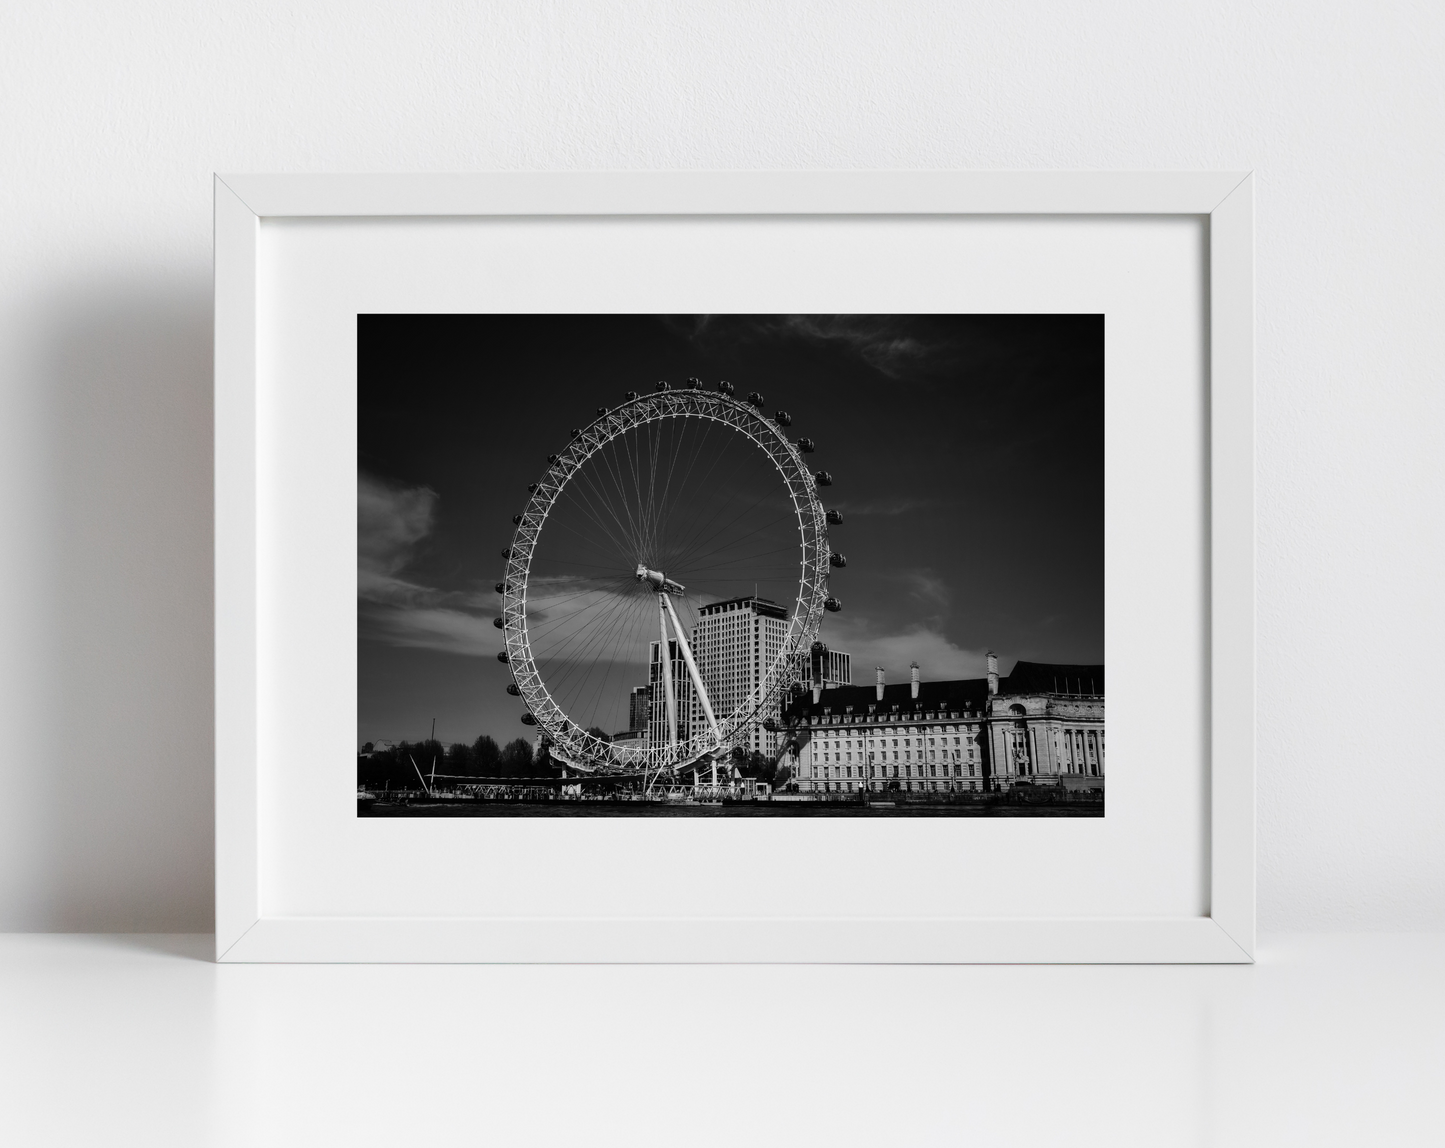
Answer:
446 741 474 776
585 726 611 743
500 737 534 776
472 735 501 777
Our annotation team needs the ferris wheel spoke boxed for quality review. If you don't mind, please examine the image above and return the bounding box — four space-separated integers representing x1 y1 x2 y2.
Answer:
591 441 647 557
560 465 641 564
523 581 636 645
570 594 651 733
669 472 800 560
542 594 648 715
531 586 638 669
655 415 711 543
650 412 697 558
661 449 782 569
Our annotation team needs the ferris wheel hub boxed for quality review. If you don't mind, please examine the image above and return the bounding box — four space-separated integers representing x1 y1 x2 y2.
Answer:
635 564 686 594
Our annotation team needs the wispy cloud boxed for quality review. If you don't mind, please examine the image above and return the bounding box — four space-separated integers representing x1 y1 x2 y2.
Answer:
674 315 958 380
777 315 942 379
833 496 934 518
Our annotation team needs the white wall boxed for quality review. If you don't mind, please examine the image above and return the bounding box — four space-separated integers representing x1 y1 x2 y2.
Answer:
1 1 1440 931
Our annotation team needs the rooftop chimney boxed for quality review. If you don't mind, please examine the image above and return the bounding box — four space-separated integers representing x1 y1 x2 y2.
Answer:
910 661 920 699
986 651 999 696
875 667 885 701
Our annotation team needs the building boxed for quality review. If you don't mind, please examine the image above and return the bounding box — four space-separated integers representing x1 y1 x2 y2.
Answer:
627 685 649 733
643 595 856 758
691 595 793 755
984 655 1105 784
781 656 1104 795
647 639 696 746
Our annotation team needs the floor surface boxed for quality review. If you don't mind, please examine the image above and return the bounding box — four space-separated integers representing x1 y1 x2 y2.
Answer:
2 932 1440 1146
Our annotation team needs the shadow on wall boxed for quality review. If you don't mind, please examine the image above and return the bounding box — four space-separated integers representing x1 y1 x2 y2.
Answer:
22 279 214 930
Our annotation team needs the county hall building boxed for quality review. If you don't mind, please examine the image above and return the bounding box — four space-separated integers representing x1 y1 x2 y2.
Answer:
781 654 1104 794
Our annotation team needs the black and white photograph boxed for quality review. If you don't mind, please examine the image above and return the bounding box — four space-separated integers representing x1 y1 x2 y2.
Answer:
358 314 1104 816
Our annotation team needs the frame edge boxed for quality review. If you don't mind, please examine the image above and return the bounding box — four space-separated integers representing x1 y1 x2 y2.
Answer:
1207 174 1257 960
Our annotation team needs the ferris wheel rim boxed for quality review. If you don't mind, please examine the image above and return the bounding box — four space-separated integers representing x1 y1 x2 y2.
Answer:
500 389 831 774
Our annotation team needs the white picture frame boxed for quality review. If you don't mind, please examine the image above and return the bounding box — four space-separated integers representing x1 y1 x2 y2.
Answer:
215 171 1254 963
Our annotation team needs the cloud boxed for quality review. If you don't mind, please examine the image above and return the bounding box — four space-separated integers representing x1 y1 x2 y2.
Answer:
832 496 934 518
675 315 958 380
359 472 503 656
360 473 437 577
364 604 499 656
777 315 942 379
818 613 987 682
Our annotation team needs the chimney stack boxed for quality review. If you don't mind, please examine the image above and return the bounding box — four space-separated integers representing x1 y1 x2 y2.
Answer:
910 661 920 699
875 667 885 702
986 650 999 696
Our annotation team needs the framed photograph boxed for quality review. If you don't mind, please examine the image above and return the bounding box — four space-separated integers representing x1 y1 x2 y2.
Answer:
215 172 1253 962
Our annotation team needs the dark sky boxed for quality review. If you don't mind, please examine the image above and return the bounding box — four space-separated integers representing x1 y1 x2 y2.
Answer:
358 314 1103 748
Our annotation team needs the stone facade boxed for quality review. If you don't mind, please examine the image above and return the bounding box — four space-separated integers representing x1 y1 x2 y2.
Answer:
781 657 1104 795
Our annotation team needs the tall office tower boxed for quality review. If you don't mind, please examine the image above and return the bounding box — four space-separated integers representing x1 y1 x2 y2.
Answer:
692 596 794 756
627 685 649 733
647 639 695 747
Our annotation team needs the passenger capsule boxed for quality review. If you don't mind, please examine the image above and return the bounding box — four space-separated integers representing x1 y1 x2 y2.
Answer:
763 718 780 732
520 713 537 726
829 552 847 568
826 509 844 525
506 683 521 696
493 617 504 629
570 428 582 439
497 651 510 663
811 639 826 655
688 377 703 389
623 390 639 401
501 548 511 559
655 380 672 392
814 471 833 487
824 597 843 613
798 438 816 453
746 391 765 408
547 454 559 465
775 410 792 427
596 406 608 416
495 582 506 594
512 514 523 525
717 380 735 395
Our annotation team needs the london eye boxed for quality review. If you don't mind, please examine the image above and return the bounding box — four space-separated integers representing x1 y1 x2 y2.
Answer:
496 379 843 783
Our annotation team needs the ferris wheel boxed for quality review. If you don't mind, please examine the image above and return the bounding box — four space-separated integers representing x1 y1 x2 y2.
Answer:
495 379 843 778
